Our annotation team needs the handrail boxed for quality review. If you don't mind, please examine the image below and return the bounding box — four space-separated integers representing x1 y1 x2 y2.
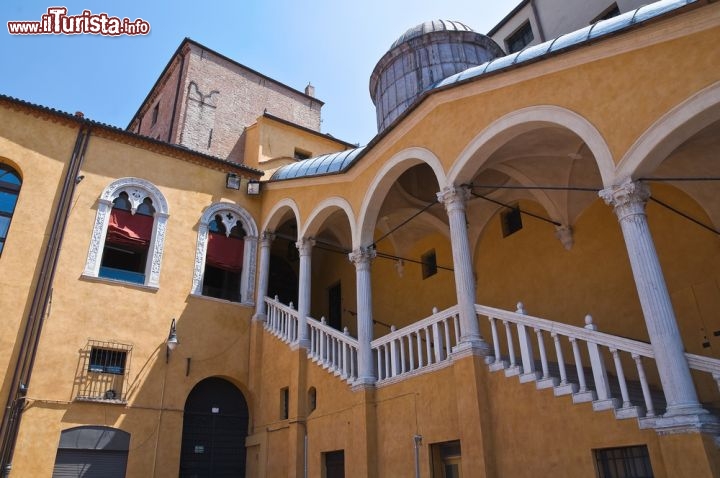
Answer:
265 296 297 315
475 304 656 358
685 352 720 375
263 295 720 414
371 306 460 383
308 316 358 343
306 315 359 383
371 305 459 347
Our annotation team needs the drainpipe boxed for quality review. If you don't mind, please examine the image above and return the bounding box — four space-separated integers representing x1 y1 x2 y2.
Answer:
414 435 422 478
304 433 308 478
0 121 91 475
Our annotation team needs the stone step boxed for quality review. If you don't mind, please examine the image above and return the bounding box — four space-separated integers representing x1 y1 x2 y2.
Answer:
490 357 668 415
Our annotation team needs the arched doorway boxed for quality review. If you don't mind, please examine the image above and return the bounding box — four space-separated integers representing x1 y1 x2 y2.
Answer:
179 377 249 477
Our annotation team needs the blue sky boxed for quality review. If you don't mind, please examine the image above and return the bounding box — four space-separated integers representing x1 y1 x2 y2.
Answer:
1 1 516 146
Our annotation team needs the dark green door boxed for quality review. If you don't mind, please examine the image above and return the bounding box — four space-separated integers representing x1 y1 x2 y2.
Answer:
179 378 249 477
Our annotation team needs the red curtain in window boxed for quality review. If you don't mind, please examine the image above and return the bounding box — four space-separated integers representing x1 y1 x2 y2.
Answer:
206 233 244 272
107 208 153 246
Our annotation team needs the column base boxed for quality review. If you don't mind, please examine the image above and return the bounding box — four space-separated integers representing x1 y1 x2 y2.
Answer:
351 377 376 391
451 337 492 358
664 403 711 418
251 313 266 322
640 409 720 435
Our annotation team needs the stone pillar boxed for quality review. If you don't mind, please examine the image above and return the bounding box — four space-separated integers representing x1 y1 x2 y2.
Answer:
253 231 274 322
295 238 315 349
600 180 710 423
349 247 377 386
437 185 490 355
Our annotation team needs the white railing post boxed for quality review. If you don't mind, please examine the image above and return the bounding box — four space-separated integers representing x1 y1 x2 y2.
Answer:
442 318 452 359
425 327 433 365
416 331 424 368
552 333 577 396
408 335 416 371
488 317 504 372
390 326 400 378
584 315 618 411
310 322 317 354
432 308 444 363
432 322 445 362
516 303 539 383
503 320 520 377
633 353 656 418
571 337 596 403
535 328 558 389
343 327 351 379
319 317 327 365
453 313 461 344
610 348 643 419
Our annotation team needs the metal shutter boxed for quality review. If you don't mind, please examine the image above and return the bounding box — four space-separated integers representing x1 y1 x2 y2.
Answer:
52 449 128 478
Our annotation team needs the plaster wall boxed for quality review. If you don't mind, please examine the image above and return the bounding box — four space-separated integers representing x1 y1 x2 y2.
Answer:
0 111 77 434
8 126 260 477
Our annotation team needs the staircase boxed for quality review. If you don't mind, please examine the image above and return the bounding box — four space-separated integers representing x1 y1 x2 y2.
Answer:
263 296 720 432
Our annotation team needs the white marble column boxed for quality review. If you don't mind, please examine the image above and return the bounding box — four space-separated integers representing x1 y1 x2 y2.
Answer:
295 238 315 348
252 231 274 322
600 180 707 420
437 185 490 355
349 247 377 386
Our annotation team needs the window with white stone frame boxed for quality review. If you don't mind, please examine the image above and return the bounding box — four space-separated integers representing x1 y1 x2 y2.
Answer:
191 203 258 304
83 177 169 288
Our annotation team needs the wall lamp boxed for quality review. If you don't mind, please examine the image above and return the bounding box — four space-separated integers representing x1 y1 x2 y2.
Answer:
247 179 261 196
226 173 241 190
166 318 179 363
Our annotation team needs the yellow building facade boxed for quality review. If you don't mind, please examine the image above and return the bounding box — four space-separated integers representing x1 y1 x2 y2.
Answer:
1 1 720 477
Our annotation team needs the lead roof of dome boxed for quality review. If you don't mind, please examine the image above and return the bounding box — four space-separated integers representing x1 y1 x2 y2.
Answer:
389 20 475 50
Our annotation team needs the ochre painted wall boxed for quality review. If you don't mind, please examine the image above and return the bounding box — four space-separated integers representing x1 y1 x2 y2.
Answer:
0 111 77 433
3 5 720 477
8 117 260 476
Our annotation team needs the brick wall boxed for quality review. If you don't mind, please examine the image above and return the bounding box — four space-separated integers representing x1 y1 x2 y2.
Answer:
131 41 323 164
133 52 186 143
176 43 322 161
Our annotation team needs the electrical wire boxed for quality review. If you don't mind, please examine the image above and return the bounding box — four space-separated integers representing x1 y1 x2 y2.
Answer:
469 191 562 226
469 183 600 192
640 177 720 182
648 197 720 236
373 200 438 246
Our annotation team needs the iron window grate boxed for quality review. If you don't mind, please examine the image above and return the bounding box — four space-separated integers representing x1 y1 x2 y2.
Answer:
76 340 133 403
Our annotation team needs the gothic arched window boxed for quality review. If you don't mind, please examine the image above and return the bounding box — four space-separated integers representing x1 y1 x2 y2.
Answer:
0 163 21 256
192 203 258 304
83 178 169 287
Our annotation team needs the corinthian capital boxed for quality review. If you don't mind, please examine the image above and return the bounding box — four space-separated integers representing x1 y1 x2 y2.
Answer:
296 237 316 257
599 180 650 221
348 247 376 267
437 185 471 212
